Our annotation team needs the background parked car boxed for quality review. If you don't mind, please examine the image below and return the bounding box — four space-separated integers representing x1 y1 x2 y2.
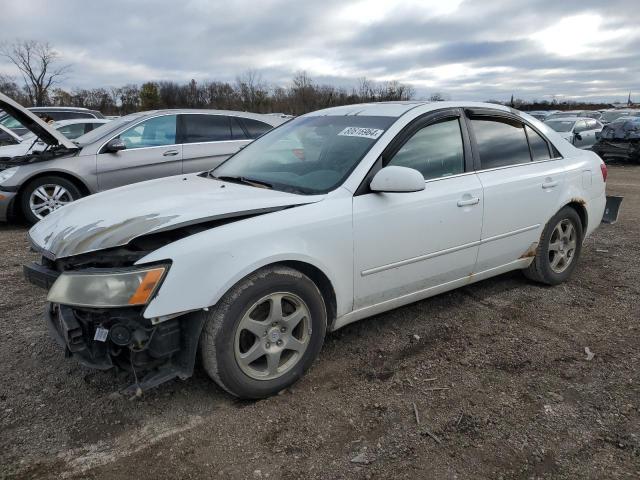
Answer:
598 109 640 125
0 94 287 223
0 124 22 147
592 117 640 163
0 118 110 160
544 116 603 149
0 106 105 137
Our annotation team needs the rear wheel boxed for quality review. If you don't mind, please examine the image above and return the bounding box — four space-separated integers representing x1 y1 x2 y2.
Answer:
200 266 327 399
523 206 583 285
20 176 82 224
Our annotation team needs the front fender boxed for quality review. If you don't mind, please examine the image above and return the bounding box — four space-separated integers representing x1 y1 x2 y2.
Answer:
139 196 354 320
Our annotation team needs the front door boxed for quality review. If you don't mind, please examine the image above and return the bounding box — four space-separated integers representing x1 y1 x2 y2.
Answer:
96 114 182 191
353 113 484 310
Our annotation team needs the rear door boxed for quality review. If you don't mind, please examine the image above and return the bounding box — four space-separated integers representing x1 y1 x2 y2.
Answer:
96 114 182 190
179 114 251 174
467 111 565 271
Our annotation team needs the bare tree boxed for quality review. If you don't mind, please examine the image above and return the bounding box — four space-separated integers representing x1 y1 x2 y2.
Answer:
1 40 70 106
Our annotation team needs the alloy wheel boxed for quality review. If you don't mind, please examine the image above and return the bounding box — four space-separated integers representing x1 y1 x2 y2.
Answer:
28 184 73 219
234 292 311 380
548 219 577 273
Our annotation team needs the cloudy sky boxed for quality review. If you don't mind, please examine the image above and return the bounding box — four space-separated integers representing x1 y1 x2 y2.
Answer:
1 0 638 102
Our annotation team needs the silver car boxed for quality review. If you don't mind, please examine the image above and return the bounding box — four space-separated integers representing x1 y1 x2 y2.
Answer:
0 93 286 224
545 116 603 149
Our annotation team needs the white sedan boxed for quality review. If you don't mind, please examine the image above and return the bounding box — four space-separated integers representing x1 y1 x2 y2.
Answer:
25 101 610 399
0 118 110 159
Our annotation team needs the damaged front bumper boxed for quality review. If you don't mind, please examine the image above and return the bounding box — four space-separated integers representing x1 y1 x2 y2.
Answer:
25 261 205 393
43 302 205 393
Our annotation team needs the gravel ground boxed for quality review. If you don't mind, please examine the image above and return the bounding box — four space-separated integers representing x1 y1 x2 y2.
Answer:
1 165 639 479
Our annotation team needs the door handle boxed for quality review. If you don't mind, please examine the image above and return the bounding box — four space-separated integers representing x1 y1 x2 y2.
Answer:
542 180 558 189
457 196 480 207
163 150 179 157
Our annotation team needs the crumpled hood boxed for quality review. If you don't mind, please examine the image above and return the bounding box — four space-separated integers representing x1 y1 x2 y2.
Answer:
29 174 325 259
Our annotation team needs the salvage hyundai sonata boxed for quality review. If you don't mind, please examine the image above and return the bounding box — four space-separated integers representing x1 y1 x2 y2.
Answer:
22 99 613 398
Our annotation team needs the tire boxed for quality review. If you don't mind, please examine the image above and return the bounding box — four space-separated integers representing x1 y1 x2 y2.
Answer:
200 266 327 399
523 206 584 285
20 175 82 225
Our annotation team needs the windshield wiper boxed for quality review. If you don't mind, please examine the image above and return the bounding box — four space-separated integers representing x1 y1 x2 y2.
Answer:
211 174 273 189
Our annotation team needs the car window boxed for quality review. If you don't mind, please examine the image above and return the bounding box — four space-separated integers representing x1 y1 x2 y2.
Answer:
585 119 597 130
119 115 177 149
525 125 551 161
57 123 87 140
0 115 22 129
46 111 94 120
230 117 248 140
574 121 587 133
471 117 531 169
241 118 272 139
181 114 232 143
387 118 464 180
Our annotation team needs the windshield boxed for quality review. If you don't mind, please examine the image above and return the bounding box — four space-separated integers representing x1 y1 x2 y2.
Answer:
73 113 145 145
0 114 23 129
545 120 575 132
211 115 395 194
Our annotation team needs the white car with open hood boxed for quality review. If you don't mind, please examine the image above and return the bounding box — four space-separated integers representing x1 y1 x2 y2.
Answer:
23 101 614 399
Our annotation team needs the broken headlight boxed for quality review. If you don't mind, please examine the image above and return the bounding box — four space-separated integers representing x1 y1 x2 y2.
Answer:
47 265 168 308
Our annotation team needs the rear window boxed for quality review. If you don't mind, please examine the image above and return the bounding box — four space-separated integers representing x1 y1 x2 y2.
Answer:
471 117 531 169
44 111 94 121
525 125 551 161
241 118 272 139
181 114 231 143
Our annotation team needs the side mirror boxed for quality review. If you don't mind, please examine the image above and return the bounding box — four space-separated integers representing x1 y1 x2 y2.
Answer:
370 166 425 193
573 133 582 142
104 138 126 153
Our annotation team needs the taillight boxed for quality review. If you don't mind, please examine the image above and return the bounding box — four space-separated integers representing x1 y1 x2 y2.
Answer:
600 162 608 182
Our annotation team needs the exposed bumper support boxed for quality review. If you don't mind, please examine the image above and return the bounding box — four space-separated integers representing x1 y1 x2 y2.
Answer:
0 190 17 222
602 195 623 224
44 302 206 393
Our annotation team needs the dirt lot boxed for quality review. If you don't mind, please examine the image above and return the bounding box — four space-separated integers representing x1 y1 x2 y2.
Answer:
1 165 639 479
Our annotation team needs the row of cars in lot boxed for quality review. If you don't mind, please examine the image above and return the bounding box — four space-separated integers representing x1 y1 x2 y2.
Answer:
0 92 617 398
527 108 640 161
0 102 285 223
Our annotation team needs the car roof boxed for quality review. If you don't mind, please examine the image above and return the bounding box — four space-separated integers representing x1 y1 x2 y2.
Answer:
29 106 92 111
545 116 594 122
134 108 286 125
305 101 513 118
53 118 111 127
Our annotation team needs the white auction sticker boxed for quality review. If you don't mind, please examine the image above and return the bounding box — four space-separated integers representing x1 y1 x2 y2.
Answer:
338 127 384 139
94 327 109 342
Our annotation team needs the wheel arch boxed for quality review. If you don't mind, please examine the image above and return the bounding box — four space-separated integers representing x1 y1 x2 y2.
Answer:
18 170 91 198
16 170 91 220
563 199 588 233
277 260 338 330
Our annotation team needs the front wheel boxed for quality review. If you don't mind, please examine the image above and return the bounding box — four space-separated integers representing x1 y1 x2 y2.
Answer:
20 176 82 224
200 266 327 399
523 206 584 285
